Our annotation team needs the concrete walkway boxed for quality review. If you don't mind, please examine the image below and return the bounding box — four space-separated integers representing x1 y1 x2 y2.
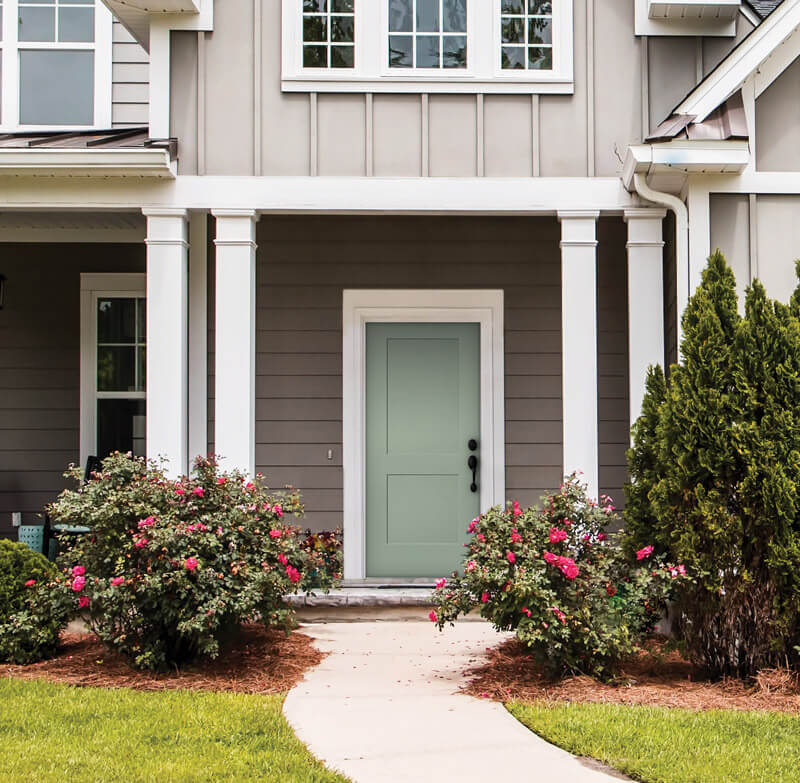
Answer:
283 621 626 783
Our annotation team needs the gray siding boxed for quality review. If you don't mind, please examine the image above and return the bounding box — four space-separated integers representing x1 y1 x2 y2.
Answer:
756 56 800 172
167 0 749 178
112 20 149 128
249 215 628 531
710 193 752 308
0 244 145 538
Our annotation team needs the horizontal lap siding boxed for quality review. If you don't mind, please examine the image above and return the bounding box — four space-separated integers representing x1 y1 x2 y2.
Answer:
254 216 565 531
112 20 149 128
0 244 145 538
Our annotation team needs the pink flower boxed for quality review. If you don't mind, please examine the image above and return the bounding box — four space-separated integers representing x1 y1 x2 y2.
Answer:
542 622 549 629
134 538 148 549
272 504 283 517
481 592 490 603
597 533 607 542
111 577 125 587
269 529 282 539
476 533 486 543
506 551 516 565
467 518 480 534
78 596 90 609
560 559 580 580
428 611 438 623
544 551 558 565
185 557 199 572
245 482 256 493
677 564 687 576
286 565 301 583
71 576 85 592
278 553 288 565
511 528 523 544
24 579 36 587
512 501 522 518
549 528 568 544
175 487 186 497
435 578 446 589
217 526 223 535
216 477 227 485
636 545 655 561
563 518 572 527
465 560 477 572
193 487 205 498
521 606 532 618
551 607 567 625
72 565 86 577
138 517 154 529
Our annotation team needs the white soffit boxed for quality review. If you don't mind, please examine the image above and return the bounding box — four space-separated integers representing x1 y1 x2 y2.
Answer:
636 0 739 34
101 0 213 51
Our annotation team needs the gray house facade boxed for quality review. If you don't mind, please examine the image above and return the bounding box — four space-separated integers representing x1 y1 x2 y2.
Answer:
0 0 797 580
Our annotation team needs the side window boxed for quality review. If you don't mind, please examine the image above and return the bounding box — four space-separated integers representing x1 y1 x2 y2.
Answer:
500 0 553 71
388 0 467 69
302 0 355 68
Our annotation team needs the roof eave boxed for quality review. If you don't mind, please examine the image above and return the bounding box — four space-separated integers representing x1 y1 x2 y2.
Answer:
0 148 176 178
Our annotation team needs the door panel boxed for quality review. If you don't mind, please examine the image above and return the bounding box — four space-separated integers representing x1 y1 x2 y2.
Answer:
366 322 480 578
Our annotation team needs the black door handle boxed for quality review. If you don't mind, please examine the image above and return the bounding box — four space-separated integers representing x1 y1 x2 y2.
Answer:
467 454 478 493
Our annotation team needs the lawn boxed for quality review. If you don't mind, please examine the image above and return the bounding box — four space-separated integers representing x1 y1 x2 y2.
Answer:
0 678 348 783
509 701 800 783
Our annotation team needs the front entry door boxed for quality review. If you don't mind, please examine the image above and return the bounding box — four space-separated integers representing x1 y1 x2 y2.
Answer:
365 322 480 578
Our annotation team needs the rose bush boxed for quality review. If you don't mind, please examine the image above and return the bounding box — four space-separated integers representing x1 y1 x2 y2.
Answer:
44 453 336 672
432 475 687 680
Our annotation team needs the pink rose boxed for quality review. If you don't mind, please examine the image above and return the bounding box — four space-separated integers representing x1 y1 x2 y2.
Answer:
193 487 205 498
216 477 227 485
467 518 480 534
562 562 580 580
435 578 446 589
278 553 288 565
138 517 154 529
549 528 568 544
476 533 486 543
111 577 125 587
512 501 522 518
481 592 490 603
245 482 256 493
217 526 223 535
175 487 186 496
269 529 282 539
544 551 558 565
71 576 85 592
511 528 523 544
72 565 86 577
636 545 655 561
552 607 567 625
134 538 148 549
465 560 477 572
272 504 283 517
597 533 607 542
286 565 301 583
428 611 438 623
24 579 36 587
185 557 199 572
677 564 686 576
78 596 90 609
506 551 516 565
521 606 532 618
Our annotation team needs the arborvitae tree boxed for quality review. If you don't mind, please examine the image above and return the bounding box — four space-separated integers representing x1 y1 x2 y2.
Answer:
623 365 667 556
625 251 800 677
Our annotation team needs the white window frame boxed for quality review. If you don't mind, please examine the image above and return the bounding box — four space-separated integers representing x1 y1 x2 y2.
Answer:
0 0 112 131
80 273 146 467
342 289 506 582
282 0 574 94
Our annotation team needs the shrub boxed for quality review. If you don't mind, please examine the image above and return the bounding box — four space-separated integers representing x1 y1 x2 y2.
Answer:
625 252 800 677
433 475 684 681
301 529 343 589
46 453 335 672
0 540 69 664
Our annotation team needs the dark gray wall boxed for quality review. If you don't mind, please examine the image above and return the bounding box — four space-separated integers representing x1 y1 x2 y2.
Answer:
0 244 145 538
251 215 629 531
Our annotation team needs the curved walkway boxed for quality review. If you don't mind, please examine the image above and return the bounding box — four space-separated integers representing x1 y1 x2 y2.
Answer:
284 621 626 783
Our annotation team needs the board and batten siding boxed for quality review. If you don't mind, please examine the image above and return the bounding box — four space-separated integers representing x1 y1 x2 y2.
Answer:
112 19 149 128
246 215 629 532
0 244 145 539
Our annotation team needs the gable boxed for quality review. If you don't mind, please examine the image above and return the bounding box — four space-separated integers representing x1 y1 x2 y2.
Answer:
755 54 800 169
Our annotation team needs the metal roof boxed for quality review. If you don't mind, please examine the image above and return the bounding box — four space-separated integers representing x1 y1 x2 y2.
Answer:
746 0 784 17
647 90 749 142
0 127 177 160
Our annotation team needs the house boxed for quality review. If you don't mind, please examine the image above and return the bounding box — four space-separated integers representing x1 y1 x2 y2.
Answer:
0 0 796 581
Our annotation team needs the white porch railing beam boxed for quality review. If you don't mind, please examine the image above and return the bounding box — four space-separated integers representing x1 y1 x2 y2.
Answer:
558 210 600 500
143 208 189 478
212 210 257 476
624 208 666 431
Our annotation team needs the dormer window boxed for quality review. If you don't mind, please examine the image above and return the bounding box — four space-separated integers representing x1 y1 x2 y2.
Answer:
281 0 574 93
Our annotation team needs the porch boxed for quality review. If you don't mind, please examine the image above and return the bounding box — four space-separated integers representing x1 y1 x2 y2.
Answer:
0 205 667 580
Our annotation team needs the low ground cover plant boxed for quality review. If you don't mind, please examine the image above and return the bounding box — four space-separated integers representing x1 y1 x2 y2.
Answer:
1 453 336 672
432 476 685 680
625 252 800 677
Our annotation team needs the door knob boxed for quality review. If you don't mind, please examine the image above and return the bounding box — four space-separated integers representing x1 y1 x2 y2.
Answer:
467 454 478 493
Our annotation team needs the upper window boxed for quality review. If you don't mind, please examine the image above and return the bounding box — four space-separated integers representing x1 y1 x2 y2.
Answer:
281 0 574 93
0 0 112 130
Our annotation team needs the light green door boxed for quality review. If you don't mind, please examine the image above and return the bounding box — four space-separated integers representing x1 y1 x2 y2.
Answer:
365 322 480 578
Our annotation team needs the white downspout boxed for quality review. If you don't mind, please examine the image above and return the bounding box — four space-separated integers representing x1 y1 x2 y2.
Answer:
631 172 689 359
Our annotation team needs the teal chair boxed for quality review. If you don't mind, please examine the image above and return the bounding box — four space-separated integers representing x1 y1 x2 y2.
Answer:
18 525 45 554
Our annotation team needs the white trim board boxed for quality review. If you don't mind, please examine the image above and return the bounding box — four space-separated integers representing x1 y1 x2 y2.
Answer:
342 289 505 581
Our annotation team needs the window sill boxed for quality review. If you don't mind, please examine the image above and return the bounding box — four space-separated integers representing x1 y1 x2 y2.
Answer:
281 77 574 95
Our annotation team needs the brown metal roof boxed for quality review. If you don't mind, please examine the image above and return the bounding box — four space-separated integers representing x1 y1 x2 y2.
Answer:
646 90 748 143
0 127 177 160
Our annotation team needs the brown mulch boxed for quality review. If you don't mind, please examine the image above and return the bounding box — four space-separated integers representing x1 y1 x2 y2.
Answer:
464 637 800 713
1 625 323 694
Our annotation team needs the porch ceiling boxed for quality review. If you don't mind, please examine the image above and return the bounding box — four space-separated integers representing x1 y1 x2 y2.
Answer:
0 211 145 242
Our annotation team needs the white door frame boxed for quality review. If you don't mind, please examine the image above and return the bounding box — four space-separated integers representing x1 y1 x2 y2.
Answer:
342 289 506 581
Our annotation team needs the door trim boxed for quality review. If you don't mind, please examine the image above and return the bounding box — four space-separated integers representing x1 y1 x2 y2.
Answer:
342 289 505 581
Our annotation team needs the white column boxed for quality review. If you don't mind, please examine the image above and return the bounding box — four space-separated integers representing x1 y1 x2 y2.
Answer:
625 209 666 430
558 211 600 500
212 210 257 476
144 208 189 478
188 211 208 464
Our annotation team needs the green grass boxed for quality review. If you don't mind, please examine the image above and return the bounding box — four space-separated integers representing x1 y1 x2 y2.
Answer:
0 678 348 783
508 701 800 783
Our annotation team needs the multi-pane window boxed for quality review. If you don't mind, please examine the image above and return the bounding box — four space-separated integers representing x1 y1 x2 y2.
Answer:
500 0 553 71
388 0 467 69
95 297 146 458
302 0 355 68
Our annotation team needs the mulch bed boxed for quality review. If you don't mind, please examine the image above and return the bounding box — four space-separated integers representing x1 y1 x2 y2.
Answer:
1 625 323 694
464 637 800 713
